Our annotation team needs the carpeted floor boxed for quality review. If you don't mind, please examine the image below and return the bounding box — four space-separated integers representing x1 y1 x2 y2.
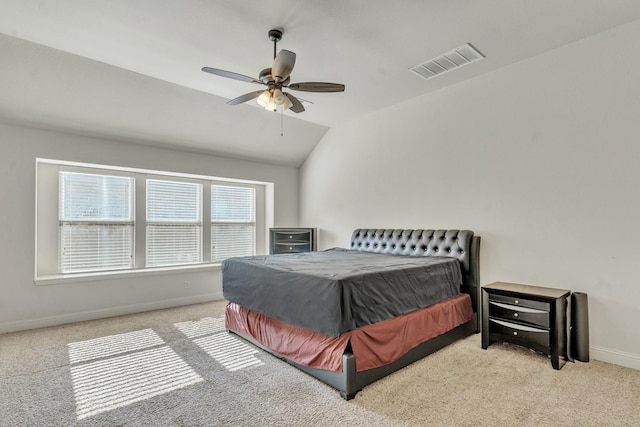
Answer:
0 301 638 426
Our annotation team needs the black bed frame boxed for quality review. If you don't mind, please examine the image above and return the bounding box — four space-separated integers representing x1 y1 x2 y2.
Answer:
229 229 481 400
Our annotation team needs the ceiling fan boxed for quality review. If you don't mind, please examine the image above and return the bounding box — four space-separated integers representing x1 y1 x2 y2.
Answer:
202 29 345 113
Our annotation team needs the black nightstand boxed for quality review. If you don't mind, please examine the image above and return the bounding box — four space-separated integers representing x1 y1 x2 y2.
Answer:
269 228 317 254
482 282 570 370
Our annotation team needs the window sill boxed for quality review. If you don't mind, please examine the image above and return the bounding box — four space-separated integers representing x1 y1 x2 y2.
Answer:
34 263 222 286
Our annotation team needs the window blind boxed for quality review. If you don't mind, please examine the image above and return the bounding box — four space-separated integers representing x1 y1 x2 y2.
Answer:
146 179 202 267
59 172 134 273
211 185 255 261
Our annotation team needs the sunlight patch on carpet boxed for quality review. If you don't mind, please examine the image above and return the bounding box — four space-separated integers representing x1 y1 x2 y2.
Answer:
174 316 226 338
174 316 265 372
68 329 203 420
193 331 264 371
68 329 165 363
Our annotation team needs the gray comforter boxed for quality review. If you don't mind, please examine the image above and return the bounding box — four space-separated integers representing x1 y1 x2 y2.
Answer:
222 248 462 336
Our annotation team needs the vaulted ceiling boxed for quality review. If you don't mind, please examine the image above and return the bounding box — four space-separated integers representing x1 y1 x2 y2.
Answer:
1 1 640 166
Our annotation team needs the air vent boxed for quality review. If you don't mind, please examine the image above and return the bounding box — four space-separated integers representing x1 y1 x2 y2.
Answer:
409 43 484 81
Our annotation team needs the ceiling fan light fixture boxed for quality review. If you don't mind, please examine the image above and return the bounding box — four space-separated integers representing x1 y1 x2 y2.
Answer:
273 88 286 105
265 96 277 112
256 90 271 107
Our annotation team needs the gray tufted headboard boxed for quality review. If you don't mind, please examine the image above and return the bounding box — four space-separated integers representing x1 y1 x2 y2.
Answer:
350 229 481 329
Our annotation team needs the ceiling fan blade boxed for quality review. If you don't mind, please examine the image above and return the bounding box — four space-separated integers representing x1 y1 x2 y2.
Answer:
287 82 345 92
227 91 264 106
272 50 296 82
284 92 305 113
202 67 262 84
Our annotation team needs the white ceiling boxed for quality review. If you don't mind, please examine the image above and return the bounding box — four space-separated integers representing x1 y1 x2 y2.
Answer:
1 1 640 166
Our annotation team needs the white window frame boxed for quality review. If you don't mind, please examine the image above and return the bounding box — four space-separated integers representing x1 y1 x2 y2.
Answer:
35 159 271 284
58 170 136 274
146 177 203 268
211 182 257 262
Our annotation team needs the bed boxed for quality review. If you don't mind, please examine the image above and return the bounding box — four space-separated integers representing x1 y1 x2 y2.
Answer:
222 229 481 399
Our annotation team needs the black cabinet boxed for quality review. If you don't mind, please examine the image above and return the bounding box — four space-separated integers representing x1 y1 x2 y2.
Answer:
482 282 570 370
270 228 316 254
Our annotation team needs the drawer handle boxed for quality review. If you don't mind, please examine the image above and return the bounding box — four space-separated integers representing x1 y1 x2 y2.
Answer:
513 313 519 317
513 331 518 336
514 299 519 304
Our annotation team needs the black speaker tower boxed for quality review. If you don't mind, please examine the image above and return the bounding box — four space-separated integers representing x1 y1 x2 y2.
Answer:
570 292 590 362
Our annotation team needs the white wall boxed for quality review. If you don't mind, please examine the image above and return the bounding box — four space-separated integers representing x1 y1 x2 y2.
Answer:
0 123 299 332
300 20 640 368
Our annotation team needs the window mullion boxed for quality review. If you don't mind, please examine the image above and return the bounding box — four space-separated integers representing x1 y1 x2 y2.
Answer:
203 181 211 263
134 173 146 269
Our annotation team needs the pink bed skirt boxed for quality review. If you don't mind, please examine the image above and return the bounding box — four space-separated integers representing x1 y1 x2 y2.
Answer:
225 293 474 372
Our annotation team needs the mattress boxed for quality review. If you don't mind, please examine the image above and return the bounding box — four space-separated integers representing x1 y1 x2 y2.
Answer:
222 248 463 336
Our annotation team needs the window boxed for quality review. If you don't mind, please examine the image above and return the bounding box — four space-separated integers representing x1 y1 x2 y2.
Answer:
211 185 255 261
35 159 270 282
59 172 135 273
146 179 202 267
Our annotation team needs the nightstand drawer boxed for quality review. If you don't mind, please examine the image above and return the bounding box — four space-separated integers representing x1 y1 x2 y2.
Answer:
272 242 312 254
489 293 550 312
489 318 550 354
489 301 550 328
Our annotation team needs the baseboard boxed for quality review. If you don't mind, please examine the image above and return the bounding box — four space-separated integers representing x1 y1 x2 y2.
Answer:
0 292 224 334
591 346 640 371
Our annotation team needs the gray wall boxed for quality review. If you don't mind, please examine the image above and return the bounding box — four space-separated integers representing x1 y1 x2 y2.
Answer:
0 123 299 332
300 20 640 369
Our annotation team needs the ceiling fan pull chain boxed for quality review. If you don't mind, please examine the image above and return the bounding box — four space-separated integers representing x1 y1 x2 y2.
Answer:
281 106 284 136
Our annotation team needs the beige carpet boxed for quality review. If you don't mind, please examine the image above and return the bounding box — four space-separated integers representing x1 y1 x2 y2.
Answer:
0 301 638 427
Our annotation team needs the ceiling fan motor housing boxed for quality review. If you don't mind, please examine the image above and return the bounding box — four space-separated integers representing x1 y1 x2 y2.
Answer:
259 68 290 86
259 68 273 84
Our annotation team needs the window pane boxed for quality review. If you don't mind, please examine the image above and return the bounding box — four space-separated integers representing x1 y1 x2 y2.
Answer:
146 179 202 267
147 180 201 222
211 185 255 261
60 224 134 273
211 186 254 222
59 172 134 273
211 224 255 262
147 225 202 267
60 172 133 220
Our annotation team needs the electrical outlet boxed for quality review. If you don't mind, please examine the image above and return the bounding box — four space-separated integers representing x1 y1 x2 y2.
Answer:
184 281 191 289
